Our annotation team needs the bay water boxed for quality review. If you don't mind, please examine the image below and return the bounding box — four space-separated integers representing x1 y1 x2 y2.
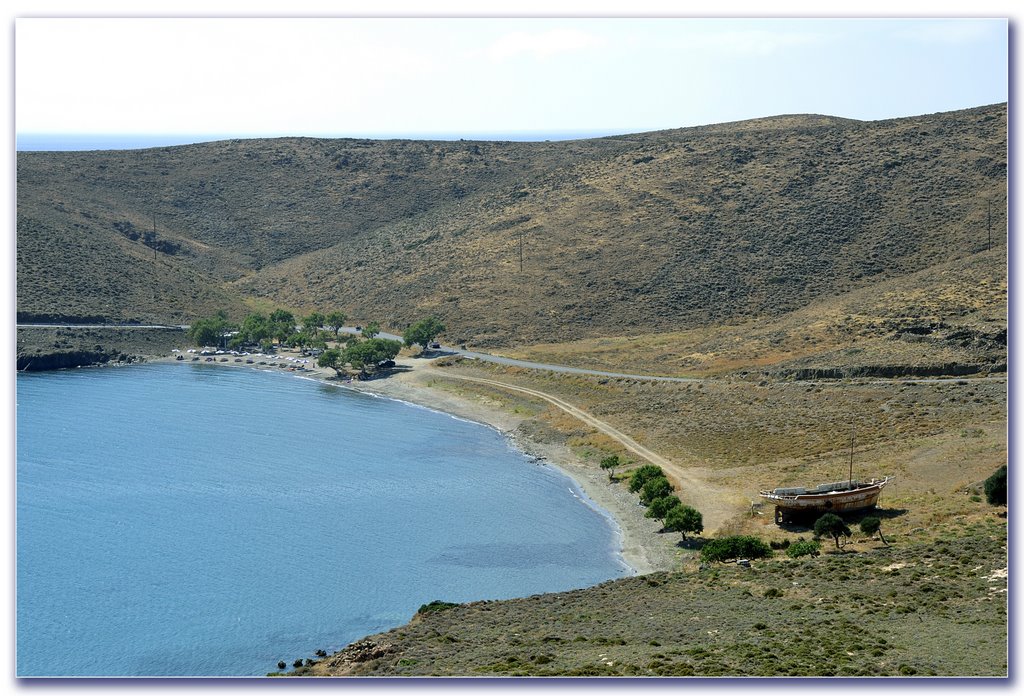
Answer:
16 363 629 676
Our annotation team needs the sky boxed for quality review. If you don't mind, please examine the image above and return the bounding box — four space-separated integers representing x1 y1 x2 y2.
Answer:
14 15 1009 144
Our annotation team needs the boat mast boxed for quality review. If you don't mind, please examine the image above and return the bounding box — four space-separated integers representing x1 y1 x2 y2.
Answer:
848 422 856 488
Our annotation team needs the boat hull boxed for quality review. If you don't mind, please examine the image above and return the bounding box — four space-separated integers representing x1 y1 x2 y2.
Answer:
760 478 892 523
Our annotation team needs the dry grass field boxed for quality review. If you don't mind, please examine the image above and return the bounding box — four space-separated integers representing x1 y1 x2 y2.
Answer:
303 518 1006 677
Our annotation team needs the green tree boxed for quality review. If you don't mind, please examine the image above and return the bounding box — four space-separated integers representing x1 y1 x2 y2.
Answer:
238 313 271 346
984 465 1006 506
859 516 887 545
814 513 852 550
343 338 402 370
317 348 346 377
646 495 681 520
188 314 233 348
325 311 348 339
361 321 381 339
269 309 296 345
647 495 681 521
599 454 623 482
403 317 446 350
628 464 665 493
664 505 703 541
640 476 673 506
291 332 312 355
303 312 325 338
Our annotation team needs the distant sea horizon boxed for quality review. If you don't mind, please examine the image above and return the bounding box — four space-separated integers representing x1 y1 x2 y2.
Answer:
17 129 641 152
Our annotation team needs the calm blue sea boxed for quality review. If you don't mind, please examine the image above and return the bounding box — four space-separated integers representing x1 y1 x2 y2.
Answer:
16 364 629 677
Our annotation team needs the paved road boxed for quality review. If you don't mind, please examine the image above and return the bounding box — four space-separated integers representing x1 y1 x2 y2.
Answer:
21 323 1005 386
335 328 699 383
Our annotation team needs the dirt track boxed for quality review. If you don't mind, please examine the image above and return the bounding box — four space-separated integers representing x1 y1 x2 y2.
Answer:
429 370 744 534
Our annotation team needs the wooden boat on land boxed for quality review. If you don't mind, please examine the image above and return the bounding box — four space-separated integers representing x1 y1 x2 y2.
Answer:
761 422 892 524
759 477 893 524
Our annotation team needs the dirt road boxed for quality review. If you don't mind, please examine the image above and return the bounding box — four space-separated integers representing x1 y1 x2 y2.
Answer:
429 369 744 534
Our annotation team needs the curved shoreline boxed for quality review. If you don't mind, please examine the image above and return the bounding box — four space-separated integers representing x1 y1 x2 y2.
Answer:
153 352 679 575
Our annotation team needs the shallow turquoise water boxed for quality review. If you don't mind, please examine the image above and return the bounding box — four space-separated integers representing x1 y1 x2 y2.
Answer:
16 364 628 676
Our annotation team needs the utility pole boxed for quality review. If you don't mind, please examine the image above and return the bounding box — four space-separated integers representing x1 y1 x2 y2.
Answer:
987 199 993 252
848 422 856 488
518 230 524 273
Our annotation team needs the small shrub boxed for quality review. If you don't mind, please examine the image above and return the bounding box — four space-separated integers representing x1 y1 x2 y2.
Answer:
418 600 459 614
763 588 784 598
984 465 1007 506
859 516 887 545
786 540 821 558
700 535 773 563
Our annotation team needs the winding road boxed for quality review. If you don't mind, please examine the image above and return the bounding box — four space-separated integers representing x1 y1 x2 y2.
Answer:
425 369 744 533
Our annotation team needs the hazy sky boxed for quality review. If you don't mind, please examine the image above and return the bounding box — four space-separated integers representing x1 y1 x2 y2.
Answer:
15 16 1007 139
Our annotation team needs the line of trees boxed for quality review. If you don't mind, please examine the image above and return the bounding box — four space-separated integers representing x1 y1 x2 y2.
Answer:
623 462 704 541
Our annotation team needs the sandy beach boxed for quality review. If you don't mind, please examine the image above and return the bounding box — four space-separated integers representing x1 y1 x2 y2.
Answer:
156 350 680 575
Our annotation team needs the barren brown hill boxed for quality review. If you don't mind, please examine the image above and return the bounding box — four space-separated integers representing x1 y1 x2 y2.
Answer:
17 104 1006 347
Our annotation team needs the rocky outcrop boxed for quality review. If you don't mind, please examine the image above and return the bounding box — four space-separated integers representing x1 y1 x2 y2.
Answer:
16 350 141 371
767 362 1006 381
304 639 396 676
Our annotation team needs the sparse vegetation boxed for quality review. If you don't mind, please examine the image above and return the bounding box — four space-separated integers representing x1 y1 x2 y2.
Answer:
304 523 1007 676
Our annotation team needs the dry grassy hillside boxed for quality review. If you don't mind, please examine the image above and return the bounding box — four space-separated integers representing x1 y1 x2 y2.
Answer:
17 104 1006 346
233 104 1006 345
17 136 625 322
503 247 1006 378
